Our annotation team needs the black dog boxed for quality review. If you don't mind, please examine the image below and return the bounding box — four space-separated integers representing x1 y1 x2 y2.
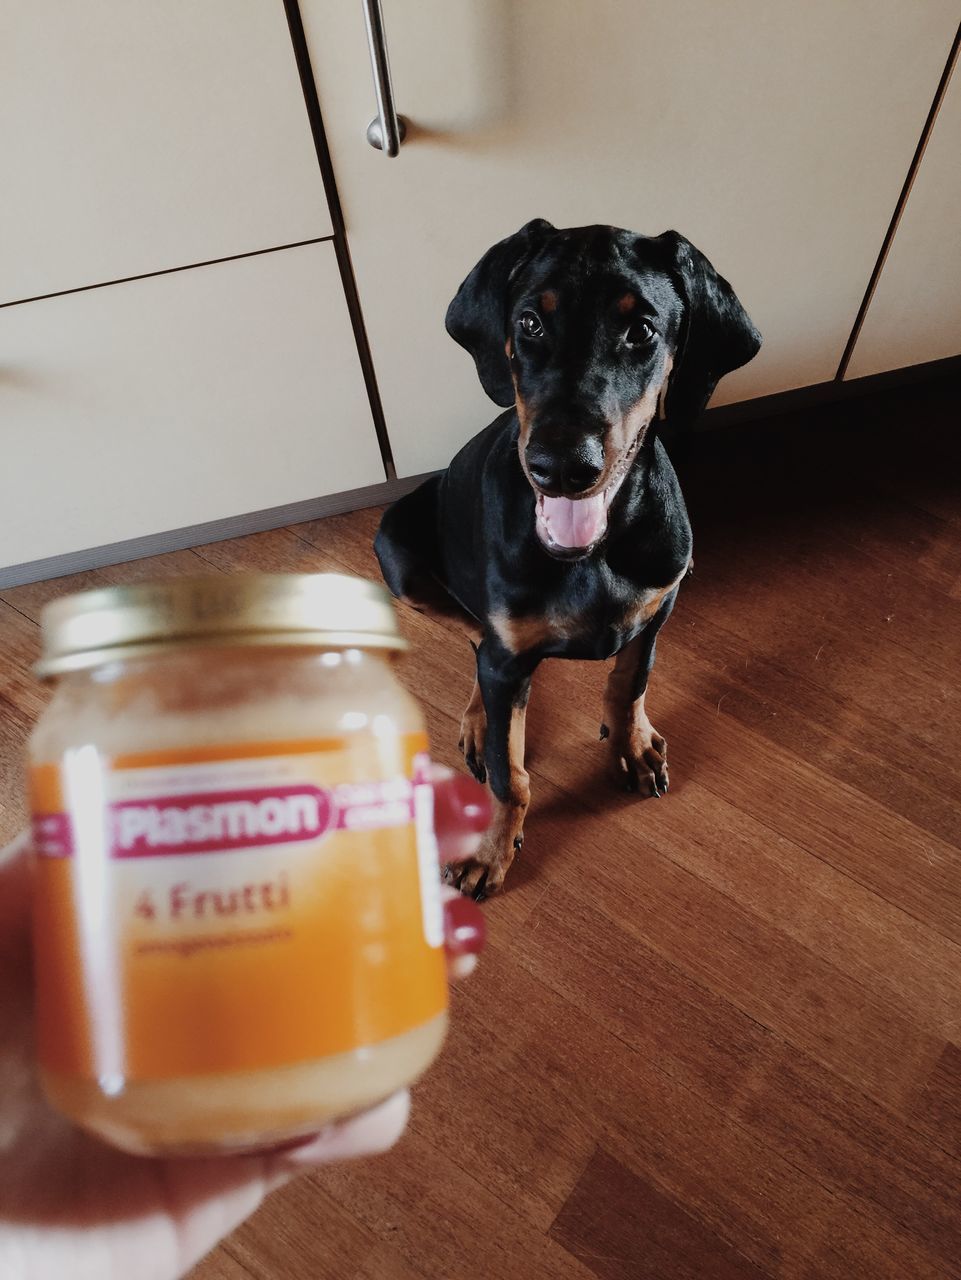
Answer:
376 219 760 897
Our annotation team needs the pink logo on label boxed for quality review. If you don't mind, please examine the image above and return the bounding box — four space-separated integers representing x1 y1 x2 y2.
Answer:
110 786 333 858
33 776 421 859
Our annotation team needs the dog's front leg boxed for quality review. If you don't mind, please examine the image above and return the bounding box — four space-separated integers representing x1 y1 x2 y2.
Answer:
448 639 537 899
601 590 678 796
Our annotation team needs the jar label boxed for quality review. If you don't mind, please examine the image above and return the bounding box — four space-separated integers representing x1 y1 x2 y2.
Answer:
30 734 447 1083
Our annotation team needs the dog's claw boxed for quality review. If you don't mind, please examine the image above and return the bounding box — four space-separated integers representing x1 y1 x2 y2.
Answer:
470 867 489 901
599 723 610 740
513 834 524 851
608 733 669 799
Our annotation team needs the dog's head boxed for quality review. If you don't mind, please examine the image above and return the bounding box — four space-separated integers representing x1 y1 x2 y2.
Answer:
446 219 761 558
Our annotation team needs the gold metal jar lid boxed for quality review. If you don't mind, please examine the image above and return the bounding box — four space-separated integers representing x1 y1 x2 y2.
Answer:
36 572 406 677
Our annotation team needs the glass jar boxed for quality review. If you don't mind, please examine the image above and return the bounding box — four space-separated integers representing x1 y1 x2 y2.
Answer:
29 573 447 1155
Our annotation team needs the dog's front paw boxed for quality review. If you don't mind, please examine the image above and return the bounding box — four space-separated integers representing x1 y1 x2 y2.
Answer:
445 830 522 900
602 724 669 798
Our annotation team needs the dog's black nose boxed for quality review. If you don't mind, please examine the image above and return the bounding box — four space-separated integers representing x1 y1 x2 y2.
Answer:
526 441 604 496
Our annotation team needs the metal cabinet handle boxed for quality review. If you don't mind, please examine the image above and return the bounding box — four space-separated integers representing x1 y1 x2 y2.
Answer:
362 0 407 156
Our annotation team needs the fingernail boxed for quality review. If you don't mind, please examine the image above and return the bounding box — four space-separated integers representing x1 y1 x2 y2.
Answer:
448 953 479 981
444 894 486 957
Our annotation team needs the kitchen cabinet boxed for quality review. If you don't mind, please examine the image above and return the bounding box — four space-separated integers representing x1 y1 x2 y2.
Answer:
0 1 332 304
2 3 958 583
0 243 385 569
845 55 961 379
302 0 960 476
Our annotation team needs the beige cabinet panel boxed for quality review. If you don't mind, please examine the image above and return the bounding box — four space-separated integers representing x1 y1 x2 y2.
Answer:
0 1 332 304
845 59 961 379
0 244 384 567
303 0 959 476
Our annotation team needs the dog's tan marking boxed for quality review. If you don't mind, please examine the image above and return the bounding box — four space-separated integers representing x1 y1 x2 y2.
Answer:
491 610 580 654
513 389 538 482
603 667 650 737
505 701 531 819
459 677 487 775
493 562 686 657
617 292 636 314
491 611 550 653
454 701 530 897
602 638 669 797
599 355 674 477
540 290 559 313
620 563 686 632
660 353 670 422
656 354 673 421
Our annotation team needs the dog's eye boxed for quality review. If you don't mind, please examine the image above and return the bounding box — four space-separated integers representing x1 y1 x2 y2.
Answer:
519 310 544 338
624 320 656 349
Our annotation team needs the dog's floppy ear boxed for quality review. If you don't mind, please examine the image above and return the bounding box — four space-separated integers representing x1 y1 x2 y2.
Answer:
656 231 762 427
446 218 556 406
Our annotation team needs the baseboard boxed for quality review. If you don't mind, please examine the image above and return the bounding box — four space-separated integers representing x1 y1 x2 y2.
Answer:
0 473 434 590
3 353 958 591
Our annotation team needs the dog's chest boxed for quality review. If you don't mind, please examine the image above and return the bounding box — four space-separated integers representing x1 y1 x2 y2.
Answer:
578 582 676 659
491 570 678 660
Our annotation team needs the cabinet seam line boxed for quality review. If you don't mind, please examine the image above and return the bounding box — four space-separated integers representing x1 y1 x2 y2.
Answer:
283 0 398 482
835 21 961 381
0 238 333 311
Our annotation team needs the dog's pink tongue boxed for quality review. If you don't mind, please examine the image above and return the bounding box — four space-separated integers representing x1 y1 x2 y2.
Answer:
542 494 607 548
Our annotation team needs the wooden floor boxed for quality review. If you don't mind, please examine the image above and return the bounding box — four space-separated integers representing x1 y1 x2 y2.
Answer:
2 374 961 1279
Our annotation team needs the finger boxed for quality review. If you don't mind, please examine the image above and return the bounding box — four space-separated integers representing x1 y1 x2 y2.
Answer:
275 1090 411 1171
432 771 491 863
0 828 32 863
443 886 485 980
164 1092 409 1272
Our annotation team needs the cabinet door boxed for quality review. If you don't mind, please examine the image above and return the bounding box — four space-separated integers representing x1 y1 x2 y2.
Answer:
0 244 385 569
0 1 331 305
845 58 961 379
303 0 959 476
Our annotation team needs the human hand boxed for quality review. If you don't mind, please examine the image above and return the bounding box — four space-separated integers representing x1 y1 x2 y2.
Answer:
0 768 489 1280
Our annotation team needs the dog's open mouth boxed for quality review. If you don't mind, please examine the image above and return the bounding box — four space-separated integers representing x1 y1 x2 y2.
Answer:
532 432 642 557
535 489 613 554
